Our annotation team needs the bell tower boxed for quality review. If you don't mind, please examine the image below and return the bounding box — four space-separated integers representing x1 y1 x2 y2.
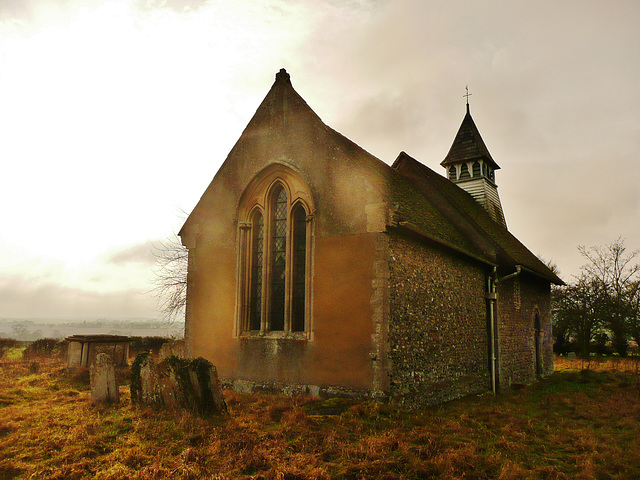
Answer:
441 95 506 227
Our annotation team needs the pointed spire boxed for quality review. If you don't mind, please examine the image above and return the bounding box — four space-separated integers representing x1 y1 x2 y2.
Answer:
441 98 506 227
440 106 499 170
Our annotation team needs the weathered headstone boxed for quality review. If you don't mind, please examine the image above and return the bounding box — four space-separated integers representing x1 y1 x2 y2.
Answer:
130 352 161 405
130 353 226 415
90 353 119 404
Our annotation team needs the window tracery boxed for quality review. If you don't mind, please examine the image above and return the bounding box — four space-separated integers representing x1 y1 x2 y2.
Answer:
236 166 314 337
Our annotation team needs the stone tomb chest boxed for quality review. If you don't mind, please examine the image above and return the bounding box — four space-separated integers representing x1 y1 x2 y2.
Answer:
66 335 130 368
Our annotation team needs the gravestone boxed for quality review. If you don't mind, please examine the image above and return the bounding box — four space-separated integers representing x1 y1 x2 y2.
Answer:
90 353 119 404
131 353 226 415
130 352 162 405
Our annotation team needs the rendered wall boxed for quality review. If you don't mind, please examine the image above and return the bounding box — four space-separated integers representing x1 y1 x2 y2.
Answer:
185 227 385 393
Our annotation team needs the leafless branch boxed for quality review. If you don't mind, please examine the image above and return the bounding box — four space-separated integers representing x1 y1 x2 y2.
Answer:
150 234 188 324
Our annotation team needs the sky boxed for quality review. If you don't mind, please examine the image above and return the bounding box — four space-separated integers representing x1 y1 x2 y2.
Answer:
1 0 639 319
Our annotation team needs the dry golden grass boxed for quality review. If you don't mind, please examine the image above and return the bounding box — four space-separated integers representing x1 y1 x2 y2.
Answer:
0 356 639 479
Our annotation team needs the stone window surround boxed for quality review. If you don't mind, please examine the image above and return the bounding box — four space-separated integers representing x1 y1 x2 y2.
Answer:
234 164 315 340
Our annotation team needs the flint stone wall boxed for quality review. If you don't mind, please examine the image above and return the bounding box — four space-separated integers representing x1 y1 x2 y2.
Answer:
496 274 553 387
131 353 226 415
387 232 490 408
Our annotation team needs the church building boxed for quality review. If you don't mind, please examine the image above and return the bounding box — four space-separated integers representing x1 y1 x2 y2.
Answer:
179 69 562 408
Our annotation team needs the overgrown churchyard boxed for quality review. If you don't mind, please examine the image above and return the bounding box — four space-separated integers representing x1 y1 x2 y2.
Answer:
0 347 639 479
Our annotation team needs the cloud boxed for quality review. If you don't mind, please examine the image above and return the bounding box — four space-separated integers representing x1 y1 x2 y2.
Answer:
0 275 156 318
1 0 639 318
104 241 157 266
135 0 209 13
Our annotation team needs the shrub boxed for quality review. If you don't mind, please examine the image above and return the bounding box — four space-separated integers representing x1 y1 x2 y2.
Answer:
22 338 66 360
0 338 20 359
129 336 171 357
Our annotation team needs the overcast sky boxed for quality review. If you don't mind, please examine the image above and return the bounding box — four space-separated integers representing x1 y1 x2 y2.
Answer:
1 0 638 319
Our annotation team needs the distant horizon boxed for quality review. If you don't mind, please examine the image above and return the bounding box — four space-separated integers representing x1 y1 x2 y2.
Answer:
0 317 184 341
0 316 182 322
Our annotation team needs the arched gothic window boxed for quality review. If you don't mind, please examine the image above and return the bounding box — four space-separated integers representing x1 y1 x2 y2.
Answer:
237 167 314 337
534 311 542 375
448 166 457 181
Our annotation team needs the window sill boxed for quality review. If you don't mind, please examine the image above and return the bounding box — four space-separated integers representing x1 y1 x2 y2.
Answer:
239 331 309 341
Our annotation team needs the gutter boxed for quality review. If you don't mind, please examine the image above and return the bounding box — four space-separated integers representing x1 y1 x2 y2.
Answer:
497 265 522 283
486 267 498 395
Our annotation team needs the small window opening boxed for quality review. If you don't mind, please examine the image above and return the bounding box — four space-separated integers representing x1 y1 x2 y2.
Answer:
291 204 307 332
248 211 264 331
269 186 287 331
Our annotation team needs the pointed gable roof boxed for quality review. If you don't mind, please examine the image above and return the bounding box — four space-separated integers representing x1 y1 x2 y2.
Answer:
181 69 560 285
240 68 325 137
180 68 394 238
440 106 500 170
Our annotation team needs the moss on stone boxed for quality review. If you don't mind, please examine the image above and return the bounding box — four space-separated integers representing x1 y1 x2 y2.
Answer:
130 352 151 404
162 356 225 415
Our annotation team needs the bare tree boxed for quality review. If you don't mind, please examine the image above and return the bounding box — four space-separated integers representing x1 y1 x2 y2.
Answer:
627 280 640 351
579 238 640 356
151 234 188 323
554 273 608 358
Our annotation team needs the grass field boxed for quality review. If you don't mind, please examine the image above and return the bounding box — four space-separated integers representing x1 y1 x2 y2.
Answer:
0 355 639 479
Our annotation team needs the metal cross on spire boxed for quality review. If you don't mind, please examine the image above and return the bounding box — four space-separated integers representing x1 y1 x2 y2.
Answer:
464 85 472 113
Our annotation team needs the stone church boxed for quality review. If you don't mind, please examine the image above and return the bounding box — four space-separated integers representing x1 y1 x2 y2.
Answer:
179 69 562 408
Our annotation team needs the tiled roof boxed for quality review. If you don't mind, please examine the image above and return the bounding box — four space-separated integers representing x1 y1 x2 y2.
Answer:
393 152 562 284
441 106 500 170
